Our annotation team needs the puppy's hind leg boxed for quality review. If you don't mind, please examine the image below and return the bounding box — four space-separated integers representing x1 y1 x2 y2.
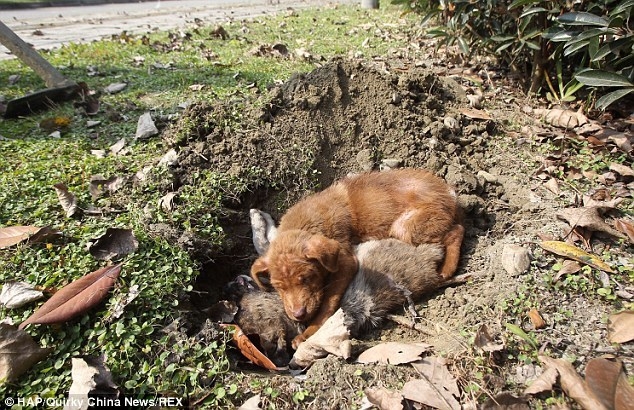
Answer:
439 224 464 279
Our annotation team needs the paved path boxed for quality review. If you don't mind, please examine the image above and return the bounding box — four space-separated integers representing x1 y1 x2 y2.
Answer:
1 0 356 60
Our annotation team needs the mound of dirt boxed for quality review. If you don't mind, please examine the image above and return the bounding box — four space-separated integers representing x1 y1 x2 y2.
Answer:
159 57 630 407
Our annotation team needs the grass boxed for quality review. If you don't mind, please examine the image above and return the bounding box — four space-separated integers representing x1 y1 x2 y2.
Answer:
0 3 418 406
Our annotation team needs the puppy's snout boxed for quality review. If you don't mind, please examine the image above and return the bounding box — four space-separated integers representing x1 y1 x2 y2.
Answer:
292 306 307 321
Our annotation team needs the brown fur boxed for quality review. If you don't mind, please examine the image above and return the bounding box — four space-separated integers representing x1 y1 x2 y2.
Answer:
250 169 464 348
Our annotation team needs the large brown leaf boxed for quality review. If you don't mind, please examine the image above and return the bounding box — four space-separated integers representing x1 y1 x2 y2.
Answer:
18 264 122 330
585 358 634 410
0 324 52 381
538 355 607 410
0 225 58 249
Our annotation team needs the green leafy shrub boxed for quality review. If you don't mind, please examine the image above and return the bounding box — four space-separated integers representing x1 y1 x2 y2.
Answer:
392 0 634 108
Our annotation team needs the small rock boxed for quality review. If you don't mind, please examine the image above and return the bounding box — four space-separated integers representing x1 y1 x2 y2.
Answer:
86 120 101 128
49 131 61 138
356 149 374 171
135 112 159 140
443 116 459 132
477 170 498 184
104 82 127 94
501 244 531 276
380 158 402 169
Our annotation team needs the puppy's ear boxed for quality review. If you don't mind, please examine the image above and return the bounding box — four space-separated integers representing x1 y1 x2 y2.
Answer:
305 235 341 273
251 257 273 291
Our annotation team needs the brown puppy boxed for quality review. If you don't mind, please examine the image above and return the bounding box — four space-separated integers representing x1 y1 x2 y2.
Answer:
250 169 464 348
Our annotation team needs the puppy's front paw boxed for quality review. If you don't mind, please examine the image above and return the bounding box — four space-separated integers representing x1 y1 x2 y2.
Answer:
291 334 307 350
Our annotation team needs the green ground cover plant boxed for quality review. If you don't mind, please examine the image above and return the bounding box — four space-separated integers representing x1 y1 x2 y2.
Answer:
0 4 418 406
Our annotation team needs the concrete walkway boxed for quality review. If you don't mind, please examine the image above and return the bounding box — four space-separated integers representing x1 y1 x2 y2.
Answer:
1 0 357 60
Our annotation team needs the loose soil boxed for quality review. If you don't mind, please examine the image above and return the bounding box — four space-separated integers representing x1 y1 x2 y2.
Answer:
160 57 633 408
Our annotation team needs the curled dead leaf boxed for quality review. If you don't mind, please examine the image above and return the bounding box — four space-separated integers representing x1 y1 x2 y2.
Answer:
221 324 280 371
533 108 587 129
401 377 461 410
528 308 546 330
291 309 351 368
19 264 122 330
585 357 634 410
609 163 634 178
607 310 634 344
53 183 78 217
614 218 634 244
524 366 558 395
474 324 505 352
554 260 582 282
364 386 404 410
0 281 44 308
538 355 607 410
459 108 491 120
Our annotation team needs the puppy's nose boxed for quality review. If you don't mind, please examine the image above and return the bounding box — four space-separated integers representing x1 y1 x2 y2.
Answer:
292 306 307 321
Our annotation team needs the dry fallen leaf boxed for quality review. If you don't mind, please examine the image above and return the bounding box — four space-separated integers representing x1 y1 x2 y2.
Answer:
105 284 140 323
607 310 634 344
0 324 52 381
524 366 559 395
539 240 616 273
538 355 607 410
221 324 280 371
0 281 44 309
459 108 492 120
544 178 561 195
480 392 529 409
364 386 404 410
67 355 120 407
291 308 351 368
614 219 634 244
585 358 634 410
609 163 634 178
88 228 139 261
0 225 58 249
19 264 122 330
501 244 531 276
238 394 261 410
401 377 461 410
474 324 505 352
357 341 431 365
556 207 626 240
528 308 546 330
533 108 587 129
411 356 460 397
554 260 582 282
53 183 78 217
